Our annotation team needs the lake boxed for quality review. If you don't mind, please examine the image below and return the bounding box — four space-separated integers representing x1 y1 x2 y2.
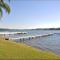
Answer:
0 29 60 54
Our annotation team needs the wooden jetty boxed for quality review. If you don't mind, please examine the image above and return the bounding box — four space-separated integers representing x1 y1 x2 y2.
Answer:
8 33 54 42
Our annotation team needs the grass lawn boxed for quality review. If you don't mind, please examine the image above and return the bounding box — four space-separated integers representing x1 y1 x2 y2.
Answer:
0 37 60 60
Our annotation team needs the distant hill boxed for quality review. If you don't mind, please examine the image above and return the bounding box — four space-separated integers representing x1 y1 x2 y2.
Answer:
0 28 60 32
0 28 9 31
0 28 20 32
35 28 60 30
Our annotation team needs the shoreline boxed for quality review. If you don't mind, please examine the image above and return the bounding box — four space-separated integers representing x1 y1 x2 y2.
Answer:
0 33 60 56
23 41 60 56
0 37 60 59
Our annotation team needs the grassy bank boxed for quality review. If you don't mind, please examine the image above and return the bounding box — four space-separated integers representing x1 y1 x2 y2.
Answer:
0 38 60 60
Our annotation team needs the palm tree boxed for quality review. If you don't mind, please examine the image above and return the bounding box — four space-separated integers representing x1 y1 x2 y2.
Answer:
0 0 10 18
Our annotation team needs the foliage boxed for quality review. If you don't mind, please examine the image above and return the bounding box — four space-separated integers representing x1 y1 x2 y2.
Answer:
0 0 10 18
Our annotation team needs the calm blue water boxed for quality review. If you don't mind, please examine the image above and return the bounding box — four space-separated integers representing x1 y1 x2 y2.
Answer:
4 30 60 38
1 29 60 54
24 33 60 54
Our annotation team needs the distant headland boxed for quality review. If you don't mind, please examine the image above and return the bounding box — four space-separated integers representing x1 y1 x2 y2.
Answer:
0 28 60 31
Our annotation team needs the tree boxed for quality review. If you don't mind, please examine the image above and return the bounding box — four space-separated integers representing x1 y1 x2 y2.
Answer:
0 0 10 18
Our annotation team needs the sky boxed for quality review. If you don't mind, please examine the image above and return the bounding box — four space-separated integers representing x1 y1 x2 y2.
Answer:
0 0 60 29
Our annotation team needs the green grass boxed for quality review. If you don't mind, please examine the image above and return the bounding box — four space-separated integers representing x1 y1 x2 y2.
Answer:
0 38 60 60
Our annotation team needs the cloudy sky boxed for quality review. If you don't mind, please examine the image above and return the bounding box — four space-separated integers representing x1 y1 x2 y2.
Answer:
0 0 60 29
